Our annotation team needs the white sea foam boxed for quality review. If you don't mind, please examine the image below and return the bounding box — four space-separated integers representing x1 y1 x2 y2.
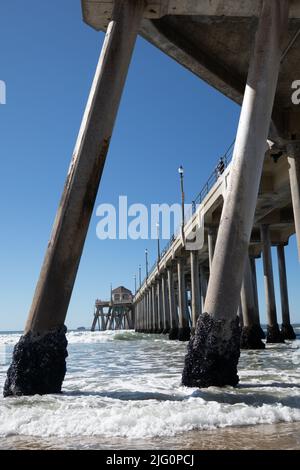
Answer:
0 333 21 346
0 329 141 346
0 395 300 439
0 330 299 442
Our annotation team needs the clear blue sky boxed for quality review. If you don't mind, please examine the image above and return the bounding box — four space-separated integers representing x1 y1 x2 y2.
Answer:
0 0 299 331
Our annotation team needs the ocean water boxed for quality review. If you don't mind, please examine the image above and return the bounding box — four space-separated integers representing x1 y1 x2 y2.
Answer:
0 328 300 449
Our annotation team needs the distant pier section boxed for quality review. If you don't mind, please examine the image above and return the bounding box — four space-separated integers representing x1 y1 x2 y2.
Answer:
91 286 134 331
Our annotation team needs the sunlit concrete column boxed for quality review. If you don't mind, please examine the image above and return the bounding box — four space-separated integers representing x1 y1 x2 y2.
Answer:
261 225 284 343
167 266 178 340
4 0 145 398
240 256 265 349
277 244 296 339
182 1 289 388
161 273 170 334
190 251 201 334
287 141 300 260
156 278 163 333
208 228 216 272
249 256 265 339
177 257 190 341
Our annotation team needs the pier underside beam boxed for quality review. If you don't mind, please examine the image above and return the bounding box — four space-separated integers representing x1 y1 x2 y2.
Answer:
182 0 289 388
4 0 145 397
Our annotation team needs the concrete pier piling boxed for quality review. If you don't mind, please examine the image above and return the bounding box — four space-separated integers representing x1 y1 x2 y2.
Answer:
182 0 289 388
240 256 265 349
177 257 191 341
287 142 300 260
277 244 296 340
207 228 216 272
190 251 201 335
260 224 284 343
249 256 265 339
4 0 145 397
199 265 208 310
156 279 164 333
161 273 170 334
168 267 179 340
151 283 157 333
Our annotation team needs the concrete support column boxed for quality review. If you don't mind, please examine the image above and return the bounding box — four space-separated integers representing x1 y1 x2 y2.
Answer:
148 285 153 333
240 256 265 349
208 228 216 272
261 225 284 343
199 264 208 310
139 297 143 332
277 244 296 339
167 267 178 340
161 273 170 334
141 296 145 332
177 257 190 341
151 284 158 333
4 0 145 398
190 251 201 334
249 256 265 338
237 298 244 328
182 0 289 388
137 301 141 332
145 290 149 333
148 288 152 333
156 278 163 333
287 141 300 260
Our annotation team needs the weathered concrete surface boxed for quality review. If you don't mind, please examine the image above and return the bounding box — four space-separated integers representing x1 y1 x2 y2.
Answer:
182 0 289 386
4 326 68 397
24 0 145 336
5 0 145 397
182 313 240 387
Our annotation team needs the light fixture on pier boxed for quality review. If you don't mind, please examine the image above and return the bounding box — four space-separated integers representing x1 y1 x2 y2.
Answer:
145 249 149 278
178 165 185 243
156 222 161 262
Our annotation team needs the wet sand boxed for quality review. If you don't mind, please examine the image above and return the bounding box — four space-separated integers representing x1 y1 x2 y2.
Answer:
1 421 299 450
